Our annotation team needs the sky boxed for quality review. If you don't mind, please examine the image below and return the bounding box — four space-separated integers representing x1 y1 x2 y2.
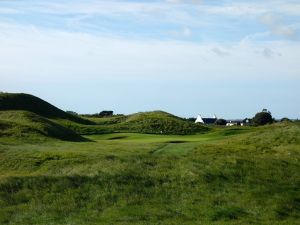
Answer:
0 0 300 119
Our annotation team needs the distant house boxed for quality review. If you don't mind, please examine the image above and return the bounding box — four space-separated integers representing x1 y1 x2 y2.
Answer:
195 114 217 125
195 114 250 126
226 119 247 126
226 121 240 126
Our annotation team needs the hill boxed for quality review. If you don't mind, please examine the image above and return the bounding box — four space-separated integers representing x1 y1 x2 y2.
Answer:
118 111 208 134
74 111 209 135
0 111 87 142
0 93 206 135
0 93 93 125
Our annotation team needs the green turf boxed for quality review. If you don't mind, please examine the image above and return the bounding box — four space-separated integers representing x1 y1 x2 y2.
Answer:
0 121 299 225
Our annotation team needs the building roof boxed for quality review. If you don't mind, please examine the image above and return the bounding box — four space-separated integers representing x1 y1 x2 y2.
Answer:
202 118 217 124
195 115 204 123
195 115 217 124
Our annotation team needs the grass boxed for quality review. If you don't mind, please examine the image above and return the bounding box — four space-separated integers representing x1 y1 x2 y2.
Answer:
0 120 299 225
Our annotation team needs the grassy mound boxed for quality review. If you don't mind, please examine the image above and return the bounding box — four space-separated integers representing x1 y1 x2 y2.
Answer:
84 114 127 125
80 111 209 135
0 93 206 135
59 111 208 135
0 111 87 142
0 93 93 125
119 111 208 134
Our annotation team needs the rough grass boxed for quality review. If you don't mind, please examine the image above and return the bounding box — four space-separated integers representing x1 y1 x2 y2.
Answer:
0 122 299 225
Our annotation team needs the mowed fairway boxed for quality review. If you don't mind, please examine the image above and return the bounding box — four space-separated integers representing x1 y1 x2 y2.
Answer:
0 123 299 225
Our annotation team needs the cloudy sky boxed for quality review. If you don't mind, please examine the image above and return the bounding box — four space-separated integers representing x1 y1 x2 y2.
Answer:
0 0 299 118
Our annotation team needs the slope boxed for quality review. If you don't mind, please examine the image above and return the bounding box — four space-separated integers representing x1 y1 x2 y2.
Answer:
0 111 87 142
0 93 93 125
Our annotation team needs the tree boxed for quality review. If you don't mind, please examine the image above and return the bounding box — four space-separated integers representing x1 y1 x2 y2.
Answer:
99 111 113 117
280 117 291 122
243 118 251 124
186 117 196 122
215 119 227 125
66 110 78 116
252 111 273 125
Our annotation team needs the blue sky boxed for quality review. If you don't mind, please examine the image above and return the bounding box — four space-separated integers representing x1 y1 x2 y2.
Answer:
0 0 300 119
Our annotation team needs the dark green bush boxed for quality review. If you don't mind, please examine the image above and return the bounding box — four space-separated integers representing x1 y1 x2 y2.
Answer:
215 119 227 125
253 112 273 125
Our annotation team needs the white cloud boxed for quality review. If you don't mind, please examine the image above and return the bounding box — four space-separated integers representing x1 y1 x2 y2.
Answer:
2 1 300 36
260 13 297 39
0 7 21 14
263 48 275 58
203 3 266 17
3 1 300 18
211 47 230 57
261 13 280 26
0 23 299 86
166 0 202 4
182 27 192 37
169 27 192 38
201 1 300 18
280 3 300 16
0 1 166 20
274 26 297 38
240 32 270 43
260 47 282 58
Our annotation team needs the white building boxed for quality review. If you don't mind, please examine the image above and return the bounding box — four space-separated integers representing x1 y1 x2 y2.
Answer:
195 114 217 124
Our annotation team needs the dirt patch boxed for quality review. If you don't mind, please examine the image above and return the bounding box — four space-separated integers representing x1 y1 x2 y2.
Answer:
167 140 187 144
107 136 128 140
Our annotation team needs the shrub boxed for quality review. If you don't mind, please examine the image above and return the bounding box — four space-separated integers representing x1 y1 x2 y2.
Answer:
252 111 273 125
215 119 227 125
281 117 291 122
210 206 247 221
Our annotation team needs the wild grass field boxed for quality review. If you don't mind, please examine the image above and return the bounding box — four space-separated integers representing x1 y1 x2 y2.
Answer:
0 93 299 225
1 122 300 225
